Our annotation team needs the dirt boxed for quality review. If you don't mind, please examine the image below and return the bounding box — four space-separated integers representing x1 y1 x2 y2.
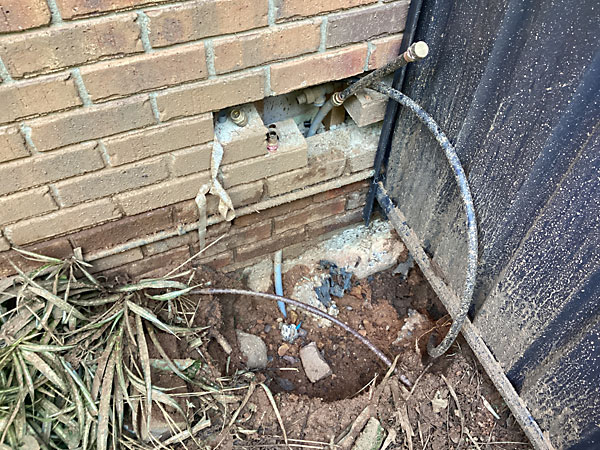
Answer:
149 265 531 450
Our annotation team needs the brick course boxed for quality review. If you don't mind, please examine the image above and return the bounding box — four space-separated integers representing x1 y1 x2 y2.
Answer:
0 14 142 78
56 0 168 20
0 187 57 226
0 73 81 125
103 114 213 166
270 45 368 95
5 199 121 245
274 0 377 21
0 0 50 33
0 142 104 196
80 43 208 102
146 0 268 47
213 21 321 74
28 95 155 152
155 70 265 121
55 156 169 206
326 2 409 48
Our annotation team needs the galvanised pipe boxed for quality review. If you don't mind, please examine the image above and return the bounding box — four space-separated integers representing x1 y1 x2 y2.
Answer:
372 82 478 359
306 41 429 137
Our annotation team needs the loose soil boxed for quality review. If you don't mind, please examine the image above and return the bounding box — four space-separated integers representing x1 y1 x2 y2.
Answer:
151 265 531 450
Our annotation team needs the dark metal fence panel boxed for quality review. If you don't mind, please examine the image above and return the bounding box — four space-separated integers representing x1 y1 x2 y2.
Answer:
383 0 600 448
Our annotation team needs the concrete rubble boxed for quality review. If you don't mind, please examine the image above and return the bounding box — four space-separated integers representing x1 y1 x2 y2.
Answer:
300 342 332 383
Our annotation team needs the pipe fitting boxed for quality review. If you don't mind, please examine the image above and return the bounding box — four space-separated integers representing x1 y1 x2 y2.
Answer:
404 41 429 62
229 108 247 127
266 124 279 153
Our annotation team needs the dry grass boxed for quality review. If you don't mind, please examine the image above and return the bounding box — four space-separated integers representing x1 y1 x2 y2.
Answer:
0 249 252 449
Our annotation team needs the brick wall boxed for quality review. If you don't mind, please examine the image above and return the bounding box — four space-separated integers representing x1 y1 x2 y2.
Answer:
0 0 406 277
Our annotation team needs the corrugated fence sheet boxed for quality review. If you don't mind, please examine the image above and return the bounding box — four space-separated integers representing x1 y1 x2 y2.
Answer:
383 0 599 448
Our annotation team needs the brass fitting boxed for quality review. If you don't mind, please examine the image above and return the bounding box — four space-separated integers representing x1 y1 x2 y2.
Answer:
229 108 248 127
404 41 429 62
266 124 279 153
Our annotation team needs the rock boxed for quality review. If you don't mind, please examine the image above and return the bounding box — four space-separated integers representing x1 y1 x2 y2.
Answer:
243 258 274 293
300 342 332 383
278 343 290 356
236 330 268 370
352 417 386 450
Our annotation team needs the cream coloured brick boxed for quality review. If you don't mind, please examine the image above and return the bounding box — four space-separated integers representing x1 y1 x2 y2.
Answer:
55 157 169 206
5 199 121 245
155 70 265 121
115 171 210 216
213 20 320 74
0 73 81 125
274 0 376 21
146 0 268 47
28 95 155 152
0 14 143 78
215 104 268 165
0 142 104 196
270 45 368 95
170 144 213 177
0 0 50 33
221 119 307 188
344 88 387 127
208 180 264 214
0 125 28 163
80 43 208 102
0 187 58 226
0 235 10 252
266 140 346 197
103 114 213 166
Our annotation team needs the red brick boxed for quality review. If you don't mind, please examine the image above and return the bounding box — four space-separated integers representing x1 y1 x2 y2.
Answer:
368 34 403 70
0 0 50 33
89 248 144 274
0 14 142 78
213 20 320 74
114 171 210 216
195 250 233 270
274 197 346 233
0 142 104 196
221 119 307 188
312 180 369 202
28 95 155 152
146 0 268 47
0 187 58 226
0 73 81 125
103 114 213 166
326 2 409 48
143 234 192 257
81 43 207 102
55 156 169 206
0 125 28 163
233 196 313 228
101 246 190 281
346 189 368 210
69 207 173 255
270 45 368 95
0 238 73 278
192 220 272 257
155 70 265 121
306 207 362 236
236 227 305 262
5 199 121 245
56 0 168 20
274 0 376 21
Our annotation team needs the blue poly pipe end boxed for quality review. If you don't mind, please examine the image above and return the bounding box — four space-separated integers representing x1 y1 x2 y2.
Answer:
274 251 287 318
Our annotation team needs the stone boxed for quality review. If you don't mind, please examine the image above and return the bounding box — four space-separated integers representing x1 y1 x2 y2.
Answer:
351 417 386 450
236 330 268 370
299 342 332 383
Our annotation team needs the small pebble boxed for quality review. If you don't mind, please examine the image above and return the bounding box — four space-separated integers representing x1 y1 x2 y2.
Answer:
282 355 298 364
264 324 272 333
278 344 290 357
276 377 296 392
